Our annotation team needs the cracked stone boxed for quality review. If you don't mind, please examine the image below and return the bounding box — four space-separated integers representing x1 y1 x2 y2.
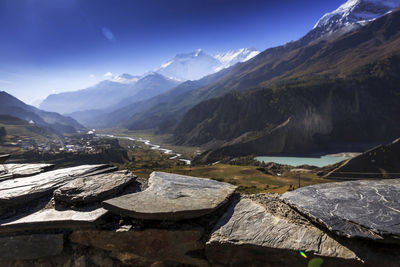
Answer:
0 164 54 181
207 198 356 261
103 171 237 220
0 164 114 207
0 207 108 233
54 170 136 205
281 179 400 243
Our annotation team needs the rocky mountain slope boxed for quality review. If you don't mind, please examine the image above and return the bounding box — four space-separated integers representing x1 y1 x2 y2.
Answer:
312 0 400 39
320 138 400 179
177 8 400 162
0 91 83 133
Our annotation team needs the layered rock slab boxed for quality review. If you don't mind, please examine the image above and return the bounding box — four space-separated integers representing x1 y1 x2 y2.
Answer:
0 207 107 233
103 171 237 220
0 234 63 260
54 170 136 205
0 163 54 181
0 164 113 206
207 197 357 266
281 179 400 243
70 229 207 266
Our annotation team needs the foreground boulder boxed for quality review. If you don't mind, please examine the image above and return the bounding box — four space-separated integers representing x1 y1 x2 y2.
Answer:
282 179 400 243
103 172 237 220
54 170 136 205
0 164 113 207
0 163 54 181
207 196 358 266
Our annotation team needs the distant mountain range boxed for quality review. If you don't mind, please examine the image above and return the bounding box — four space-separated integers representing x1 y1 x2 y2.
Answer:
39 48 259 116
155 48 260 81
40 73 179 115
0 91 83 134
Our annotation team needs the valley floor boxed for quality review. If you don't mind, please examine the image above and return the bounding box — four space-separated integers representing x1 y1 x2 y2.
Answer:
104 129 330 194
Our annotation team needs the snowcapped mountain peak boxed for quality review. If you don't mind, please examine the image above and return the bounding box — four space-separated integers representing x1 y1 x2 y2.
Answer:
312 0 400 39
155 50 221 81
155 48 260 81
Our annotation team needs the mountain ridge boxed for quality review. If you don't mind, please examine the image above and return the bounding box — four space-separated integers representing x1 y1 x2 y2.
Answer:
0 91 83 133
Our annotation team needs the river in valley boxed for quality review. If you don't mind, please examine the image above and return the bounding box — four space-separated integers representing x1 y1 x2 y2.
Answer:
97 134 191 165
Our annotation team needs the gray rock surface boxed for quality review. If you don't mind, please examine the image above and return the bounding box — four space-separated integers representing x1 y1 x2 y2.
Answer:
0 207 107 233
0 164 112 206
70 229 207 266
0 234 63 260
208 197 356 260
0 163 54 181
281 179 400 243
103 171 237 220
54 170 136 205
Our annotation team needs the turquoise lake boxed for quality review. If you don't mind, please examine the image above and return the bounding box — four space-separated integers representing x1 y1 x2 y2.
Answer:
255 155 350 167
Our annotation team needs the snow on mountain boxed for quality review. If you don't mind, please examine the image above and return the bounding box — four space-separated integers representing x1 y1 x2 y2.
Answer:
214 48 260 72
155 49 221 81
313 0 400 39
109 73 141 84
155 48 261 81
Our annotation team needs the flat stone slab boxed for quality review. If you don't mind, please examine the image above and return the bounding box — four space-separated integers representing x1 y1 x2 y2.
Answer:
281 179 400 243
103 171 237 220
0 234 63 260
54 170 136 205
0 164 112 206
0 207 107 233
0 164 54 181
208 198 356 260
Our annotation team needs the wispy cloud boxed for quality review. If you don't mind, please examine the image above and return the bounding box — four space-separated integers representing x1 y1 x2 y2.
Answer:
101 27 116 43
89 74 95 79
104 72 113 77
0 79 12 84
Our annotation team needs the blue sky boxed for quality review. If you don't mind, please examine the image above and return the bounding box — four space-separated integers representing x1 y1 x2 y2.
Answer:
0 0 345 104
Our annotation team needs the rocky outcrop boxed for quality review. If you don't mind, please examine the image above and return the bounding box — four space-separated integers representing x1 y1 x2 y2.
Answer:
207 197 356 261
282 179 400 243
0 207 108 233
103 171 237 220
0 164 113 207
54 170 136 205
0 163 54 181
0 163 399 266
